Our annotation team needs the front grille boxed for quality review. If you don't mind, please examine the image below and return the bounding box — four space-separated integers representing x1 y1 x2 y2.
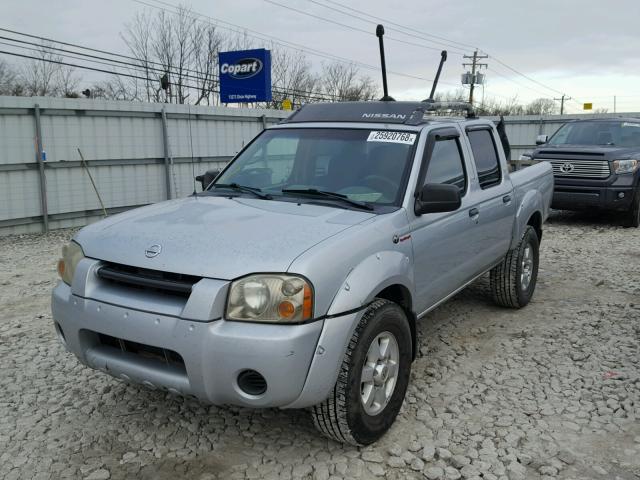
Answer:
97 263 201 297
97 332 186 370
545 159 611 179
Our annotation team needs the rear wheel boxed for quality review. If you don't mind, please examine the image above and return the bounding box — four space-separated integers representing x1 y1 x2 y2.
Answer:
623 190 640 228
310 299 412 445
490 225 540 308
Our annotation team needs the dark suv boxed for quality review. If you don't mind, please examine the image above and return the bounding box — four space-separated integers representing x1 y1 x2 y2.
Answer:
528 118 640 227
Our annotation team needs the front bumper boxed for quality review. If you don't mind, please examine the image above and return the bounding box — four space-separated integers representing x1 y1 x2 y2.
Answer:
551 174 637 211
51 282 325 408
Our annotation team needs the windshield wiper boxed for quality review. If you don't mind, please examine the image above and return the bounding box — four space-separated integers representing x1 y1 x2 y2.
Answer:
282 188 374 211
212 183 272 199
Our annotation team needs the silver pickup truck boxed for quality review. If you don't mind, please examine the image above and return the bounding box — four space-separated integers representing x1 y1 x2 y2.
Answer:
52 101 553 445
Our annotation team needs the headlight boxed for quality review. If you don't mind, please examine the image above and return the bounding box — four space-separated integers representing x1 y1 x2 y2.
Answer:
613 159 638 174
226 274 313 323
519 153 532 161
57 241 85 285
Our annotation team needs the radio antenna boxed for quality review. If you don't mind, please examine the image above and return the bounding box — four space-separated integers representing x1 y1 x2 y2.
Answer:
427 50 448 101
376 24 394 101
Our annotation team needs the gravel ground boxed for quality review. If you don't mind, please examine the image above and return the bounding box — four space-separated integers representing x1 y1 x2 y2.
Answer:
1 210 639 480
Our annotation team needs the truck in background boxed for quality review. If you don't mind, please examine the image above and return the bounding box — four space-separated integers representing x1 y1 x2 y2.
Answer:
525 118 640 227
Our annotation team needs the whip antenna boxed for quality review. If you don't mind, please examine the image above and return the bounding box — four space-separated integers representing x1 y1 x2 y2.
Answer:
376 25 394 101
428 50 448 101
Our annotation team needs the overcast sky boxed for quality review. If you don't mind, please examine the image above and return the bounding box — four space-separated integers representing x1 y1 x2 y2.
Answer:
3 0 640 113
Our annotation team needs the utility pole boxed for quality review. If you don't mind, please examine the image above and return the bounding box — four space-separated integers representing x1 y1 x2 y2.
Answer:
553 94 572 115
462 50 488 105
614 95 617 113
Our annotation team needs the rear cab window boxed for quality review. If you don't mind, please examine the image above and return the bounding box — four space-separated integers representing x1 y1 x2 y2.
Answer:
467 129 502 189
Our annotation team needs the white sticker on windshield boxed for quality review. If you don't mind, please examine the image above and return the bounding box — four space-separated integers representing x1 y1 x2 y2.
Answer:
367 131 416 144
623 122 640 128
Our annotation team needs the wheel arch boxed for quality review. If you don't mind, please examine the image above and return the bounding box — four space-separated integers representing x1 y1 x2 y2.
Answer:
526 210 543 242
374 283 417 361
511 189 544 249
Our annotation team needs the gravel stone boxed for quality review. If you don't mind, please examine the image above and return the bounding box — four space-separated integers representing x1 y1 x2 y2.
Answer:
85 469 110 480
424 466 445 480
450 455 470 469
444 466 462 480
361 451 384 463
1 215 639 479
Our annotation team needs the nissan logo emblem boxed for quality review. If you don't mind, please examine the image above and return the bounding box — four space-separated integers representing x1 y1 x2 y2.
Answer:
145 244 162 258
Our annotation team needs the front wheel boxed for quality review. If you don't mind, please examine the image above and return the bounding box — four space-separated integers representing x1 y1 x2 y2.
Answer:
490 225 540 308
310 299 412 445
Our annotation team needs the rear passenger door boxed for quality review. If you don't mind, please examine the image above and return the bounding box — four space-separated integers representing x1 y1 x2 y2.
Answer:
465 126 515 271
410 128 481 313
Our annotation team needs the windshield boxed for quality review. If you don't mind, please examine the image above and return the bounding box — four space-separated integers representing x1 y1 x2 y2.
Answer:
548 120 640 147
212 128 418 206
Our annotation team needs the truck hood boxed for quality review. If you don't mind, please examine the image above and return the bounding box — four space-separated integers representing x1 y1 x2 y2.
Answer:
75 196 375 279
534 144 640 159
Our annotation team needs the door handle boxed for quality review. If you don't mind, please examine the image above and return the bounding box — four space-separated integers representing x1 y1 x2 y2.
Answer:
503 195 512 204
469 207 480 218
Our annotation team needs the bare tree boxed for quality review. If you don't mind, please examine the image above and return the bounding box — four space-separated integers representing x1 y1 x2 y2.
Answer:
121 11 156 101
320 62 377 102
268 48 319 108
0 59 23 95
56 65 81 97
525 98 558 115
90 76 141 101
20 43 63 96
191 23 224 105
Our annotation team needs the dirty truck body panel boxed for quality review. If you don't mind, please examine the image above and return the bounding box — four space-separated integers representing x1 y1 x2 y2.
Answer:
52 101 552 411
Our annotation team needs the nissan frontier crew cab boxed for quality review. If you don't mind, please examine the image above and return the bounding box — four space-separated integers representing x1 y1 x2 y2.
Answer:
52 101 553 445
527 118 640 227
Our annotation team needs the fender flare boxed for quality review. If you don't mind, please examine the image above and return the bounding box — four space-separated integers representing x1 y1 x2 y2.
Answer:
283 251 414 409
511 190 543 249
326 250 414 316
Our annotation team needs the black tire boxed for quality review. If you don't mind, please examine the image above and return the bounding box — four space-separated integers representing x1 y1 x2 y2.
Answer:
311 299 412 446
490 225 540 308
623 191 640 228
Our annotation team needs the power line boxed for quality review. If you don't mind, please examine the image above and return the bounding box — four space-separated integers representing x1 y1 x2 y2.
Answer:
0 29 345 102
0 49 163 84
305 0 468 54
132 0 444 85
485 66 553 98
260 0 580 103
318 0 478 50
0 43 338 103
261 0 462 55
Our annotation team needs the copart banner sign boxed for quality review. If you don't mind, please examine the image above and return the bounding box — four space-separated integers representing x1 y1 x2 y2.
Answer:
219 49 272 103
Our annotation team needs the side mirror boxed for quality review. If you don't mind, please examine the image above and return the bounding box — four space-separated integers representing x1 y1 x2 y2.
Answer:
414 183 461 215
195 169 221 191
535 134 549 145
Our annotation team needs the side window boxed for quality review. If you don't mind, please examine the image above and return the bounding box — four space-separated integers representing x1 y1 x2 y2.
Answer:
423 138 467 195
467 129 501 189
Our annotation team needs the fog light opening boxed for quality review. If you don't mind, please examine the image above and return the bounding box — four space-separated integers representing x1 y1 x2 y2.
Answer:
237 369 267 396
54 322 67 347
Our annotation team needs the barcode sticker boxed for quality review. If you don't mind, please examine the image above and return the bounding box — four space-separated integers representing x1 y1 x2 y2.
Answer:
367 131 417 144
